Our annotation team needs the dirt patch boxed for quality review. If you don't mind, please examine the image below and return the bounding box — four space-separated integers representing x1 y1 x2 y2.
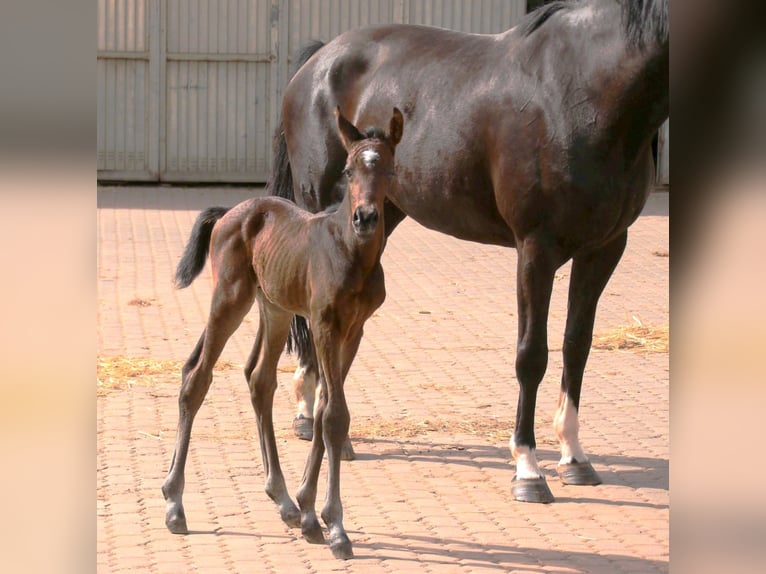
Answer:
347 414 518 442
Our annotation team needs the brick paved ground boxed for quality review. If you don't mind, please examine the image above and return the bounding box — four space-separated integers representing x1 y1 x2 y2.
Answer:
97 186 668 573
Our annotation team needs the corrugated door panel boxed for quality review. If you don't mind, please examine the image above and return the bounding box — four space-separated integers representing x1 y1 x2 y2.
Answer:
657 119 669 185
287 0 395 63
164 0 272 181
97 0 151 179
406 0 526 33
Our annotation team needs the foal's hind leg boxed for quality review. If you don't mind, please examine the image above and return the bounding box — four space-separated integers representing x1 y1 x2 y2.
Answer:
245 295 300 527
510 235 565 504
555 232 627 485
162 280 255 533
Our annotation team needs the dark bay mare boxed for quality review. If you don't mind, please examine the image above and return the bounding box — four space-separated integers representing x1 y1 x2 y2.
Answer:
273 0 668 504
162 108 403 559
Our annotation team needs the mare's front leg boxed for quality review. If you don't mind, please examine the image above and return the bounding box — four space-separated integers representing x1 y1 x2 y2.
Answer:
554 232 627 485
162 280 255 533
245 295 300 527
510 235 564 504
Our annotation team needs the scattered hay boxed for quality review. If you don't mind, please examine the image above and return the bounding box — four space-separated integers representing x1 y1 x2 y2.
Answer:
127 298 153 307
97 356 240 396
349 414 511 441
592 317 668 353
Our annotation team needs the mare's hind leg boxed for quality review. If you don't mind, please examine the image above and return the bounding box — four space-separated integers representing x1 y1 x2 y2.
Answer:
555 231 627 485
292 359 317 440
510 235 565 504
245 295 300 527
162 280 255 533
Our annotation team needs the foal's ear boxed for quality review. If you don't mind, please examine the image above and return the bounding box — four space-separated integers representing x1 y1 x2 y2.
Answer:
388 107 404 147
334 106 363 152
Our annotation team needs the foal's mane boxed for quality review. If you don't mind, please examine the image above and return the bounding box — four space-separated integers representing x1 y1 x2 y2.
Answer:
518 0 668 50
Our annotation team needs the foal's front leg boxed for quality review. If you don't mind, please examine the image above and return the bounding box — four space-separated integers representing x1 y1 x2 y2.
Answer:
296 325 359 559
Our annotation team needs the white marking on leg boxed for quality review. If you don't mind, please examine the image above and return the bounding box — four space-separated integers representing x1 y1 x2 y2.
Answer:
553 392 588 465
293 366 316 419
510 437 543 480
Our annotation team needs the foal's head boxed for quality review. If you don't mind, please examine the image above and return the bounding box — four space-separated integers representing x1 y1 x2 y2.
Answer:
335 106 403 238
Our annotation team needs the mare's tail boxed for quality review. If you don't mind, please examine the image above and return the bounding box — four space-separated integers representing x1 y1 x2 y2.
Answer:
174 207 230 288
268 40 326 354
269 39 326 203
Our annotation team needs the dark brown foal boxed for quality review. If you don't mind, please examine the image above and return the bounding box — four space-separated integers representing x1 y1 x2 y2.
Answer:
162 107 403 559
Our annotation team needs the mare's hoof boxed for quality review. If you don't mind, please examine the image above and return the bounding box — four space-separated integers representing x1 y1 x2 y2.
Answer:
293 415 314 441
340 438 356 461
330 535 354 560
557 461 602 485
165 511 189 534
511 475 555 504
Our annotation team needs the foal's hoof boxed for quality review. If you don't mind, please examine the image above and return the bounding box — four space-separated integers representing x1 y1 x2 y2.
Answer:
330 535 354 560
302 520 325 545
165 510 189 534
511 475 555 504
340 438 356 461
280 504 302 529
557 460 602 486
293 415 314 441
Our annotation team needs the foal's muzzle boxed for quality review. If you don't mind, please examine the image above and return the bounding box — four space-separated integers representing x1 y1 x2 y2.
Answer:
352 205 379 236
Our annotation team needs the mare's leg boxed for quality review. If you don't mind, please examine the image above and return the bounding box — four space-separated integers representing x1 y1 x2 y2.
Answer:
292 358 317 440
510 235 564 504
245 294 301 526
554 231 627 485
162 279 255 533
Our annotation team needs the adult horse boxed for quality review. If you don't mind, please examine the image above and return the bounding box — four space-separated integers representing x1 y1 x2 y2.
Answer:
273 0 668 503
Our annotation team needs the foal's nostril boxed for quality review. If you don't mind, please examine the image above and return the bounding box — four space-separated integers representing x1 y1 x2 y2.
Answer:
353 206 379 232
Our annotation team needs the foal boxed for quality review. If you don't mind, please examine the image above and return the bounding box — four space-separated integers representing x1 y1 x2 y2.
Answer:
162 107 403 559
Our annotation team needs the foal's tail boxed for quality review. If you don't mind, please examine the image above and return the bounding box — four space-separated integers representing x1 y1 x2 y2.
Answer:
269 39 325 354
174 206 230 289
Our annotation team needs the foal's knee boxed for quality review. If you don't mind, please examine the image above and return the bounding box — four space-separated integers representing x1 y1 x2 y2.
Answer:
322 400 350 441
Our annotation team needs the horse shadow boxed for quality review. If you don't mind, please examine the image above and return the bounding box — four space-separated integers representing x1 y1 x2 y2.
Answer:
351 436 668 499
348 531 667 572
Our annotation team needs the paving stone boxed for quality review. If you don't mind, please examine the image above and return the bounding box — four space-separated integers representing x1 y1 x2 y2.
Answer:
97 186 668 573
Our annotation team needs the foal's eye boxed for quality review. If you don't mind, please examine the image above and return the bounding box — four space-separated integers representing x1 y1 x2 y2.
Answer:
343 168 353 178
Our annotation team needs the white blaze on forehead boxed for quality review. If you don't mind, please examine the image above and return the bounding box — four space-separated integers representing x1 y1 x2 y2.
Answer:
361 149 380 167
